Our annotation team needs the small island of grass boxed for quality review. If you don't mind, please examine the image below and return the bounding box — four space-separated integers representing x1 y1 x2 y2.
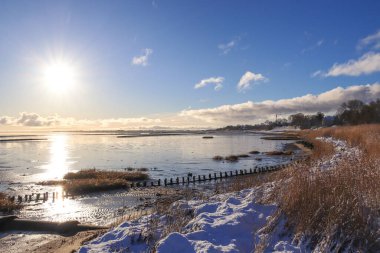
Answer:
39 169 149 195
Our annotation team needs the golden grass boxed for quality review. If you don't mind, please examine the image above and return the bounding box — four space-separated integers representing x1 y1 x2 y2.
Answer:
63 178 130 195
210 125 380 251
303 124 380 158
41 169 149 195
64 169 148 181
0 192 22 213
279 124 380 251
224 155 239 162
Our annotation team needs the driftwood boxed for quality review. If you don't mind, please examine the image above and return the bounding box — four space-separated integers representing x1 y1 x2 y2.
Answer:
0 216 108 235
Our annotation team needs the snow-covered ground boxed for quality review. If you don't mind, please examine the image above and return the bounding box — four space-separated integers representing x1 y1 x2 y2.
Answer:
79 184 309 253
315 137 361 170
78 137 358 253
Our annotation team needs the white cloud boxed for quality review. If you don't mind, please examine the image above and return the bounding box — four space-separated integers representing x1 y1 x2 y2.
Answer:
358 30 380 50
194 77 224 91
132 48 153 66
237 71 268 91
0 112 164 129
313 52 380 77
181 83 380 124
218 38 240 54
2 84 380 129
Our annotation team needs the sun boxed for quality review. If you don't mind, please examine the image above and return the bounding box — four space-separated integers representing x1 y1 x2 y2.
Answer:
43 61 77 94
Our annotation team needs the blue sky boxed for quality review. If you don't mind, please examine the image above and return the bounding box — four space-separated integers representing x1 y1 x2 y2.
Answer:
0 0 380 129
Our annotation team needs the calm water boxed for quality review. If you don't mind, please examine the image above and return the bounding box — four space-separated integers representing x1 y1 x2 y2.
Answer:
0 132 294 224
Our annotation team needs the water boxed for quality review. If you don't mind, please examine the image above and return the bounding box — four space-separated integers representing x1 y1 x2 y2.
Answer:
0 132 294 224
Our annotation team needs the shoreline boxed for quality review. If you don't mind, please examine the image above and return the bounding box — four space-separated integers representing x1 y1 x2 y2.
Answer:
0 133 306 252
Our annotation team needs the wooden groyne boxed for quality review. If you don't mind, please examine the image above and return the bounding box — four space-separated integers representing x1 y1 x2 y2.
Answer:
8 161 302 202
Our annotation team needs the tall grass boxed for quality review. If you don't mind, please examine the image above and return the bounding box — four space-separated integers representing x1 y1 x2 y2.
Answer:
64 169 148 181
41 169 149 195
279 124 380 251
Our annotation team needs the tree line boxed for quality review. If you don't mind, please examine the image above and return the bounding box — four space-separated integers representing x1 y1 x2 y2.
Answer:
217 99 380 131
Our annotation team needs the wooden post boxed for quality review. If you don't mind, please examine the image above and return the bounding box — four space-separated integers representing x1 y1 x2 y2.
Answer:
209 174 211 180
169 178 173 185
230 171 233 177
193 176 196 183
187 177 190 184
214 173 217 179
143 181 147 187
235 170 238 176
203 175 206 181
182 177 185 184
249 168 252 174
176 177 179 184
151 181 154 186
225 172 228 177
164 178 167 186
158 179 161 186
220 172 223 178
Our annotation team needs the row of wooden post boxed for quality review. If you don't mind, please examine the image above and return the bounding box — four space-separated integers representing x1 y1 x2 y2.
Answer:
9 161 302 202
130 162 292 188
8 191 69 203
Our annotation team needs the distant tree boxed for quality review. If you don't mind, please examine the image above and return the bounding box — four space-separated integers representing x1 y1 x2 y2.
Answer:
336 99 380 125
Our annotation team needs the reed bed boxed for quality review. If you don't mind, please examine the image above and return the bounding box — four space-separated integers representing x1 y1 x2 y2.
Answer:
279 124 380 251
40 169 149 195
64 169 148 181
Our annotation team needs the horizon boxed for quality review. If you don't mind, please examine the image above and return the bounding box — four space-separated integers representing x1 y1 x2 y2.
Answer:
1 0 380 130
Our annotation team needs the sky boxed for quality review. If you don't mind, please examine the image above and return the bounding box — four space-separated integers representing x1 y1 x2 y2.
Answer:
0 0 380 130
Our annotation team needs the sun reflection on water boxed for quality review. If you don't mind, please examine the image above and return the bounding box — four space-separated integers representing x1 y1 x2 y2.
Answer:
42 134 73 180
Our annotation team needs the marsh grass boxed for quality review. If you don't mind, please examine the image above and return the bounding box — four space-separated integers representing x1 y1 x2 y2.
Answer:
63 178 130 195
212 125 380 251
265 150 293 156
40 169 149 195
279 124 380 251
64 169 148 181
224 155 239 162
212 155 223 161
0 192 22 213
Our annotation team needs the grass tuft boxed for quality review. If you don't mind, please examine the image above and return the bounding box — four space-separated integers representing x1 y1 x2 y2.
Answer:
40 169 149 195
0 193 22 213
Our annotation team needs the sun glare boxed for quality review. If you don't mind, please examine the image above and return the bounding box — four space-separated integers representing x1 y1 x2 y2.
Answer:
43 61 77 94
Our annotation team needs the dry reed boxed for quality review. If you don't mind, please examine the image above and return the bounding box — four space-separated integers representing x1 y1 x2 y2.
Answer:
279 124 380 251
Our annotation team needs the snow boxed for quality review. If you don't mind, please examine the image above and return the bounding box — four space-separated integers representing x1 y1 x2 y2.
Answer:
79 187 307 253
315 137 360 170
